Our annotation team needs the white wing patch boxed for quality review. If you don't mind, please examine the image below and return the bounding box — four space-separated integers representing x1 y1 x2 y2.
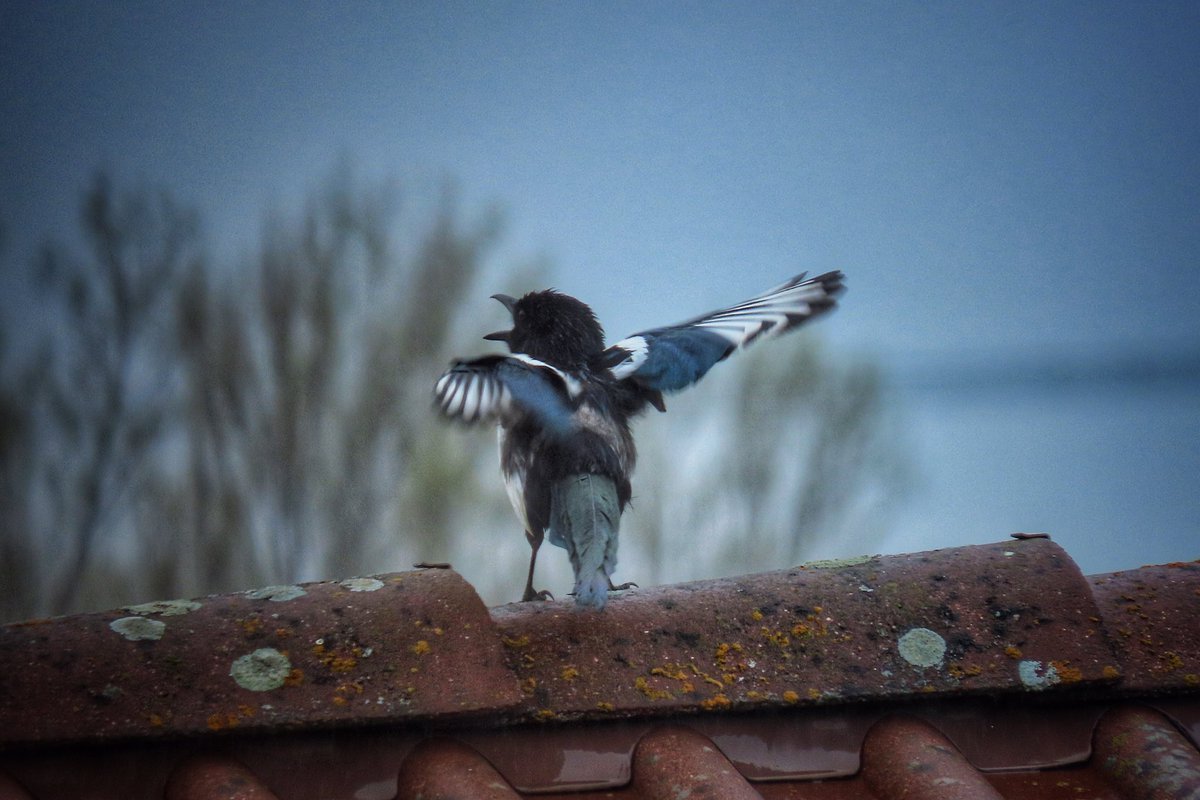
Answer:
509 352 584 399
605 335 649 381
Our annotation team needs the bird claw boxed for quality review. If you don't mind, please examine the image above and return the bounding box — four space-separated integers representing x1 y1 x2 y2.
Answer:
521 588 554 602
608 580 638 592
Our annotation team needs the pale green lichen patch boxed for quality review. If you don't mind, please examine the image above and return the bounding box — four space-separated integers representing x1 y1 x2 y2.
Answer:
109 616 167 641
1018 659 1060 690
339 577 384 592
230 648 293 691
898 627 946 669
804 555 875 569
245 585 307 602
125 599 202 616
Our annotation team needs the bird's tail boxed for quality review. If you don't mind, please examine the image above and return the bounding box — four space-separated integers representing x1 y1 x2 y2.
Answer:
549 473 620 610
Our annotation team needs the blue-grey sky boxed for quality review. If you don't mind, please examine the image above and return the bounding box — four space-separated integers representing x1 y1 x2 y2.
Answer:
2 2 1197 575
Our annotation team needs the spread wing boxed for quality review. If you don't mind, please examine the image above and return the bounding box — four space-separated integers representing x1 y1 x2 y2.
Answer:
600 271 844 393
433 353 581 435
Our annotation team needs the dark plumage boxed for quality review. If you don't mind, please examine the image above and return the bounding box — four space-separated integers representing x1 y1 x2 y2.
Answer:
434 271 845 608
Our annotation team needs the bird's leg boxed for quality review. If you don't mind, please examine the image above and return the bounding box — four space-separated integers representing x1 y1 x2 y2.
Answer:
521 528 554 602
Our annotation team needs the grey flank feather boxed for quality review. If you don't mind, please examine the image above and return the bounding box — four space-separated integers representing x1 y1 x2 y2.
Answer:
550 473 619 609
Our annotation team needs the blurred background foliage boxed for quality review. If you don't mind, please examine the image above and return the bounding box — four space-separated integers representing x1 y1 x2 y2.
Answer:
0 170 906 621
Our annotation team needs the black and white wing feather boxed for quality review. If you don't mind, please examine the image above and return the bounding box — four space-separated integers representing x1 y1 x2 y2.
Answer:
600 271 844 393
434 353 581 435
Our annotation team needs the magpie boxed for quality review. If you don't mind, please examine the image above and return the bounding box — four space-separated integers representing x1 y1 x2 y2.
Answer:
433 271 845 609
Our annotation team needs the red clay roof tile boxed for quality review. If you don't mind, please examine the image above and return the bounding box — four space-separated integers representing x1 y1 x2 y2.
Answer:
0 568 522 745
1094 705 1200 800
489 538 1120 725
1090 561 1200 694
165 756 281 800
861 715 1005 799
0 538 1197 800
395 739 522 800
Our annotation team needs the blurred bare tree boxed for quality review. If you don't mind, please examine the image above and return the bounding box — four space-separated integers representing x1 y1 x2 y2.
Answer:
20 176 200 613
172 173 506 591
0 170 909 620
4 170 511 617
624 336 908 587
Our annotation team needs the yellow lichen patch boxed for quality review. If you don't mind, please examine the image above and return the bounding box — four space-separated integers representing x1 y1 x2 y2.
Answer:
1103 665 1121 680
561 666 580 681
521 677 538 694
791 608 829 639
1184 673 1199 686
701 693 731 711
313 641 367 674
715 642 747 673
148 713 165 727
634 676 673 701
807 687 822 700
274 627 292 639
1049 660 1084 683
649 664 690 681
534 708 557 721
750 609 764 621
596 701 615 712
205 707 252 731
502 635 531 648
948 663 983 679
333 680 364 707
1004 645 1023 659
1161 651 1185 671
761 627 791 650
238 616 265 636
410 640 431 656
782 690 799 704
649 661 726 696
329 656 358 673
283 668 305 687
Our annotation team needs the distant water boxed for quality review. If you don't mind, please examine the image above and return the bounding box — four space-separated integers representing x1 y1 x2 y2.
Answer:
882 374 1199 575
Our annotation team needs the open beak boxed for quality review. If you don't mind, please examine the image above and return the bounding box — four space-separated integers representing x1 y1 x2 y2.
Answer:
491 293 517 313
483 294 517 342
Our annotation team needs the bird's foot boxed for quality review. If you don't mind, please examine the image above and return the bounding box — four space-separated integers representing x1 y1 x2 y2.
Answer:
607 580 638 592
521 587 554 602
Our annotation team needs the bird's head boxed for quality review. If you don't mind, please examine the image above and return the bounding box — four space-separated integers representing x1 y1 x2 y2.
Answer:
484 289 605 369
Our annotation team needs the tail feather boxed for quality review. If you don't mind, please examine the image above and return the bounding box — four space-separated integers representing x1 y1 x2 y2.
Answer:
550 473 619 609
